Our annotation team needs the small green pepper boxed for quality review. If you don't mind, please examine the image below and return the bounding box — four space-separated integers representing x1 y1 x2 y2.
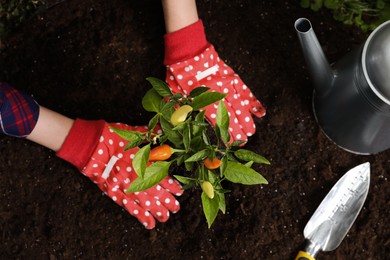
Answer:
201 181 214 199
170 105 193 126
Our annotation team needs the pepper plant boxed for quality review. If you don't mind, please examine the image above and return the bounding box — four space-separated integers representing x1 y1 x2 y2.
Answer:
0 0 46 41
111 77 269 228
300 0 390 32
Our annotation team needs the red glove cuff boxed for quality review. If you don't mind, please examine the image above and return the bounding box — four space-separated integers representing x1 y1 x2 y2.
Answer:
56 119 105 170
163 19 209 65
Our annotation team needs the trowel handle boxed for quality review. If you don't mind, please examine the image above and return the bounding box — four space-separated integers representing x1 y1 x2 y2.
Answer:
295 251 316 260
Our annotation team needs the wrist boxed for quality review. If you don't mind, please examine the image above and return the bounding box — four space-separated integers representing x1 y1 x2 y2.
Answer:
27 106 73 152
162 0 199 34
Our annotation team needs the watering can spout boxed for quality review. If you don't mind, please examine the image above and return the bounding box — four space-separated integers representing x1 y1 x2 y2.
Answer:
295 18 334 96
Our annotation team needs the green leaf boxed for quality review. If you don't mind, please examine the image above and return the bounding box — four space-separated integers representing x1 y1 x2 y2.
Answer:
207 169 217 183
176 153 185 166
172 119 188 131
224 161 268 185
217 192 226 214
124 140 143 151
191 121 208 127
174 175 196 185
171 93 183 101
110 127 144 150
126 161 172 192
132 144 151 179
160 100 176 121
216 101 230 144
181 184 195 190
244 161 254 168
202 131 210 146
185 161 194 171
376 0 386 9
234 149 270 164
183 123 191 152
191 92 227 111
227 152 237 162
192 110 206 136
220 155 228 175
142 88 162 112
185 149 209 162
189 86 210 97
190 136 206 152
324 0 338 9
194 166 202 179
158 134 169 144
230 140 246 147
146 77 172 97
160 117 183 145
207 149 216 161
148 114 159 133
201 192 220 228
110 127 143 141
310 0 323 11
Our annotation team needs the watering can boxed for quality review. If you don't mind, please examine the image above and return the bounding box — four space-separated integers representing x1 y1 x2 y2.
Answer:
295 18 390 154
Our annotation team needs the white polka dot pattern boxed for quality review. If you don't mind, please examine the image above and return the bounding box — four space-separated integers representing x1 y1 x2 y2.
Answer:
166 44 266 143
81 122 183 229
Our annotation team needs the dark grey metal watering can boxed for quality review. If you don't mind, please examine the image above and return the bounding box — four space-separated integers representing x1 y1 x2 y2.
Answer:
295 18 390 155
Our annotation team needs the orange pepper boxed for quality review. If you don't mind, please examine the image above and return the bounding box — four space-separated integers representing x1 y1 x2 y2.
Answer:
203 157 222 170
149 144 172 161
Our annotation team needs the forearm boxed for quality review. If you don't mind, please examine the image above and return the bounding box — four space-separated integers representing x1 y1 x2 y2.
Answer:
27 106 74 152
161 0 199 33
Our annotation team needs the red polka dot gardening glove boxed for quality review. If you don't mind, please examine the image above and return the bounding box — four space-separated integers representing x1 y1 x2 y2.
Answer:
56 119 183 229
164 20 266 143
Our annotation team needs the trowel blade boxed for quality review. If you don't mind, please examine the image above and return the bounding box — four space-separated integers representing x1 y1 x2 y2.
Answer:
299 163 370 259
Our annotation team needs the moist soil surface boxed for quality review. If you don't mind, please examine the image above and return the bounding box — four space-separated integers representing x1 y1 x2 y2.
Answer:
0 0 389 259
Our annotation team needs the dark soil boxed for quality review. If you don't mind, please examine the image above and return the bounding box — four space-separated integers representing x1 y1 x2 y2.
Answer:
1 0 389 259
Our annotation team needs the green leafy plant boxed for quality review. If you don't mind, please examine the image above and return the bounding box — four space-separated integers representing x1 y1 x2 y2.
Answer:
300 0 390 31
0 0 46 41
112 77 269 228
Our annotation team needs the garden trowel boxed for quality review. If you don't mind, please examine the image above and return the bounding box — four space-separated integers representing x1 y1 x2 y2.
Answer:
295 162 370 260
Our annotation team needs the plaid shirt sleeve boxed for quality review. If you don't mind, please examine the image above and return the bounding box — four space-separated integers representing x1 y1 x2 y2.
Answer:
0 82 40 137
